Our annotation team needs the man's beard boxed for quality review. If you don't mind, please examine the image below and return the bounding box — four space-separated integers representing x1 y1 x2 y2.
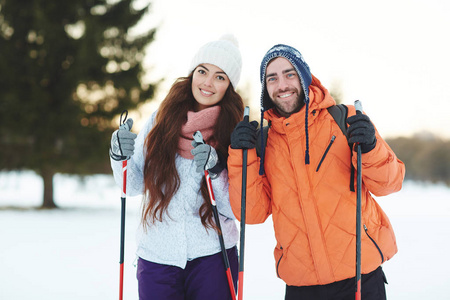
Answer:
272 88 305 118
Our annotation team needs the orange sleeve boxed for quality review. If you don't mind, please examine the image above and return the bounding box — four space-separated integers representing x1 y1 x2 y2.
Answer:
346 105 405 196
352 129 405 197
227 147 272 224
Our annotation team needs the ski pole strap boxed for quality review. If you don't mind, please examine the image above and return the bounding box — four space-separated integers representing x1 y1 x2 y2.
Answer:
120 110 128 127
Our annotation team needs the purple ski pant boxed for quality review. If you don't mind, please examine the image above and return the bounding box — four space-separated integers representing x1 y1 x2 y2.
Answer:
137 246 238 300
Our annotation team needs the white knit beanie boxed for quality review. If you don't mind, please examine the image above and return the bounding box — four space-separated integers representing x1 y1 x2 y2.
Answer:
189 34 242 88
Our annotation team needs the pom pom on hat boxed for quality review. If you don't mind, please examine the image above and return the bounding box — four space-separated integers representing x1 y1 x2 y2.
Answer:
219 34 240 48
189 34 242 88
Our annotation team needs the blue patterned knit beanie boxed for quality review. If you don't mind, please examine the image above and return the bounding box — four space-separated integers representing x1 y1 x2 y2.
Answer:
258 44 313 174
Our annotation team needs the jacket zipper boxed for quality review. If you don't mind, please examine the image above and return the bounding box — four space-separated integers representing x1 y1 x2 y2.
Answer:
363 224 385 264
316 135 336 172
276 246 284 278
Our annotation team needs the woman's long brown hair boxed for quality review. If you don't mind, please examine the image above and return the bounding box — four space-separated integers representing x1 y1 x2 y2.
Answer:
142 71 244 230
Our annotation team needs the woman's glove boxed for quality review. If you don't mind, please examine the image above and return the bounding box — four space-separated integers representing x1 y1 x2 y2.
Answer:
109 119 137 161
346 114 377 153
191 141 223 178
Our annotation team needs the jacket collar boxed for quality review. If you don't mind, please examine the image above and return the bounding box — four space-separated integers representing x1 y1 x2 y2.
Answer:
265 74 336 135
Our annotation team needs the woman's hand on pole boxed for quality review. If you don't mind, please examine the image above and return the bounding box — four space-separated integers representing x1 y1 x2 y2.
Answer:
110 118 137 161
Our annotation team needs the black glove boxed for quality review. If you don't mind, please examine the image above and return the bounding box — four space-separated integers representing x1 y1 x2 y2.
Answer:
231 120 258 149
346 113 376 153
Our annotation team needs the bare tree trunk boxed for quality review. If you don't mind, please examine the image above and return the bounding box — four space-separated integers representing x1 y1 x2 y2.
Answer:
41 167 57 209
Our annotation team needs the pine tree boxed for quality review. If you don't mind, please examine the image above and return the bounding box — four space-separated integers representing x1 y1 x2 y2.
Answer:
0 0 157 208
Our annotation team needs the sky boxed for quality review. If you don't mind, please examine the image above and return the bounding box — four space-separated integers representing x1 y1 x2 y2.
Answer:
128 0 450 139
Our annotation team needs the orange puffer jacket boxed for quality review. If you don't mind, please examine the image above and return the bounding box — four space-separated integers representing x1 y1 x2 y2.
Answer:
228 76 405 286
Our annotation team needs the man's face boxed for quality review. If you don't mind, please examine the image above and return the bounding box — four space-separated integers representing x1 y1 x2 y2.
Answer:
265 57 304 118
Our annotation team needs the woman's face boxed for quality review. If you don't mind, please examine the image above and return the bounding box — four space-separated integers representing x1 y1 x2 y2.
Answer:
191 64 230 111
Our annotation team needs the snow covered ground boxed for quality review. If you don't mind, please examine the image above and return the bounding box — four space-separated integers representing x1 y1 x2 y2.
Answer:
1 171 449 299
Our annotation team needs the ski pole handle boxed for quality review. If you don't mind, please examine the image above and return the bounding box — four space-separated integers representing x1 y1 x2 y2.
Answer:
243 106 249 122
193 131 216 206
193 131 205 145
354 100 363 115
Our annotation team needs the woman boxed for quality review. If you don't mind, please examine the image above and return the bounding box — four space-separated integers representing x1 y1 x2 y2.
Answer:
109 35 244 300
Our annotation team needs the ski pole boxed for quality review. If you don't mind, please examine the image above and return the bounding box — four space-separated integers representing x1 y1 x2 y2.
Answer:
193 131 237 300
238 106 249 300
118 110 129 300
354 100 363 300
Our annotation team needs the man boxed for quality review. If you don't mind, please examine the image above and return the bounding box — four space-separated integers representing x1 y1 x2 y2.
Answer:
227 44 405 300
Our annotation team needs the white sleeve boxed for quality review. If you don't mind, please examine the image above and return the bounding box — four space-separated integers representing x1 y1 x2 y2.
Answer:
211 169 236 220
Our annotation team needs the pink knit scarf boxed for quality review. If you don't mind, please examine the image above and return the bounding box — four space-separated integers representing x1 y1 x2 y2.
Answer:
178 106 220 159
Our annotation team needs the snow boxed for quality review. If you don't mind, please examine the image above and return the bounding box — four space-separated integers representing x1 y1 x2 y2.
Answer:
1 171 449 299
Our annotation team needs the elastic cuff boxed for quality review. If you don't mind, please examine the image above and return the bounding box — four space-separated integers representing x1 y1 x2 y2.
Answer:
109 148 126 161
208 172 219 179
208 151 227 175
361 138 377 154
208 163 224 175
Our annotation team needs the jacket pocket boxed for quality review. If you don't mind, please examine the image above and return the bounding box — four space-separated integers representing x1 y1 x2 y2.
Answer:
276 245 284 278
364 224 385 264
316 135 336 172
